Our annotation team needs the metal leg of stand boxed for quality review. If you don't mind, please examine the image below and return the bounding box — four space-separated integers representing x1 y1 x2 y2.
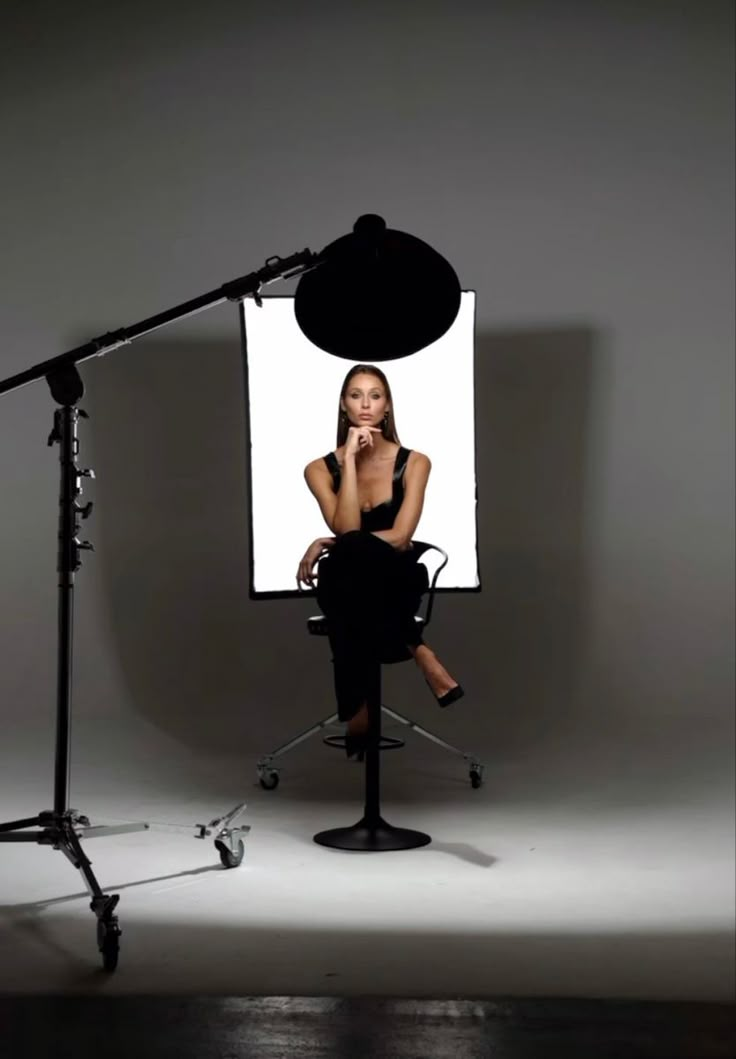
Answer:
381 705 486 787
256 710 341 788
58 817 123 971
0 816 42 833
253 701 486 792
0 808 151 972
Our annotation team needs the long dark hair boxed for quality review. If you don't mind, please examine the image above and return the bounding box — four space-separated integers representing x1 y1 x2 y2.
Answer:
336 363 401 447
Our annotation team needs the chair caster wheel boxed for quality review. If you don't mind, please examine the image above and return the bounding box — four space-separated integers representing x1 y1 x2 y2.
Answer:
259 770 280 790
216 838 245 868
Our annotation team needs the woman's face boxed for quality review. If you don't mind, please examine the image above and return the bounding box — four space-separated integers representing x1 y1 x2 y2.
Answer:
341 373 390 428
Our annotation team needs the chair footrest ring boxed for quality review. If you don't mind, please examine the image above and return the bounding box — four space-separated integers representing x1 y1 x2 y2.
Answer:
323 735 405 751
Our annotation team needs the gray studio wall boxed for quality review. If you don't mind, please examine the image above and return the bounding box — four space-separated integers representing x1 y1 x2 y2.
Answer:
0 2 733 763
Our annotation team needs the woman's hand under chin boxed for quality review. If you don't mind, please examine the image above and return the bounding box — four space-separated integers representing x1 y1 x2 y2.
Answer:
344 424 382 458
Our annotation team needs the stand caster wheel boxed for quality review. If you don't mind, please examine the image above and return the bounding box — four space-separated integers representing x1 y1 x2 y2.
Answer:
469 769 483 789
259 770 279 790
97 918 120 972
216 838 245 868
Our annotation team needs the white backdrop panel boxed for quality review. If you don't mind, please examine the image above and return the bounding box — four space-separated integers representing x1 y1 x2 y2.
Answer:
242 293 478 595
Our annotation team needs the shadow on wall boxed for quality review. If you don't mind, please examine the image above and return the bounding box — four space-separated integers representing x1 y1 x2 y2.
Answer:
465 326 599 749
82 338 283 753
81 327 600 755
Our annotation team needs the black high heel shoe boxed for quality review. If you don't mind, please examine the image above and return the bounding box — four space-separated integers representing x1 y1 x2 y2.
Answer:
425 678 465 708
344 730 371 761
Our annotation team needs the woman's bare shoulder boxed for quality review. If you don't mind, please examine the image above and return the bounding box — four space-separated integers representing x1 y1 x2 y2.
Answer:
305 449 340 475
407 448 431 470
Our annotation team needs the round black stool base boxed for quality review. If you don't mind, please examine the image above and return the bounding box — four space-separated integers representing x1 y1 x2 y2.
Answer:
313 815 431 851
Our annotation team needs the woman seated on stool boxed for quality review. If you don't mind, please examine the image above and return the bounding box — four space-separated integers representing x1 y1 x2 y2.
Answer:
295 363 464 759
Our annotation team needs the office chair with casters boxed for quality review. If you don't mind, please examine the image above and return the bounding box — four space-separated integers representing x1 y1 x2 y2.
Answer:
255 541 485 795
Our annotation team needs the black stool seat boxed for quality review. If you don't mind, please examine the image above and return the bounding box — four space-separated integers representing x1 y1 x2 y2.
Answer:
307 614 426 636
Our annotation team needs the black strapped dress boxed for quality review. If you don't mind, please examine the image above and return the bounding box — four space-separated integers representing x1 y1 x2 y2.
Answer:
315 445 429 723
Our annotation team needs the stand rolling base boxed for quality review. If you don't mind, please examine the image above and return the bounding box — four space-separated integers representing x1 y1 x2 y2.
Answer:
0 809 150 971
313 814 431 851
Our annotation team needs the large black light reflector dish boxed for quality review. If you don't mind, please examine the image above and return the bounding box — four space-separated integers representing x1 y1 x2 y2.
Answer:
241 293 479 597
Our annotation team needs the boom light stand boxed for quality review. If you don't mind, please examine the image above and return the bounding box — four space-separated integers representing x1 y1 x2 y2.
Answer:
0 215 461 971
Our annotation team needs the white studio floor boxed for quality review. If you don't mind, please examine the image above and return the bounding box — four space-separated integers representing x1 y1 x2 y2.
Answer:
0 710 733 1002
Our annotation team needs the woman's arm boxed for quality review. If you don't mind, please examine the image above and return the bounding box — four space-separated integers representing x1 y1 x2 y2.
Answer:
371 452 431 550
369 529 412 550
332 452 362 535
303 462 343 535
